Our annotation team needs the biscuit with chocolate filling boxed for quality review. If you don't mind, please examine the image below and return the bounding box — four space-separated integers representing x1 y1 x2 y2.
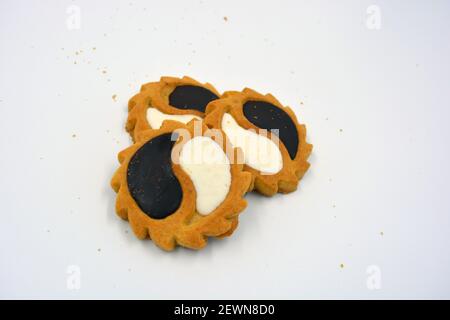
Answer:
111 120 251 251
126 76 220 141
204 88 312 196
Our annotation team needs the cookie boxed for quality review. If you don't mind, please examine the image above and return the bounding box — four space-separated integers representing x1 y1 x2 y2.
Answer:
204 88 312 196
126 76 221 141
111 120 251 251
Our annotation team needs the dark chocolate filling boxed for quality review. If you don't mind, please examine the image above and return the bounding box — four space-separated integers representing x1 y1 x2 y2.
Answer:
127 133 182 219
243 100 299 159
169 85 219 112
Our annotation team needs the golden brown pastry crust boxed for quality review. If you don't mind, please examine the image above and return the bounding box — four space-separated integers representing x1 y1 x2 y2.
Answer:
126 76 221 142
111 120 251 251
204 88 312 196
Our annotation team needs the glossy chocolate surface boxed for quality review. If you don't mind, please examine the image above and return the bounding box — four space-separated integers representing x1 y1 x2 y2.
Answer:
169 85 219 112
127 133 182 219
243 100 299 159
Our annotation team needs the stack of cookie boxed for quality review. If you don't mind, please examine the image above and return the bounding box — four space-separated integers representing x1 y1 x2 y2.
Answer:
111 76 312 251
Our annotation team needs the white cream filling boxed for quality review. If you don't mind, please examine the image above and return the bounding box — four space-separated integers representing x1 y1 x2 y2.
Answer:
179 136 231 215
221 113 283 174
146 107 201 129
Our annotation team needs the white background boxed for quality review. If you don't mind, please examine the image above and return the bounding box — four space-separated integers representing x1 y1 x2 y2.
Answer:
1 0 450 299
